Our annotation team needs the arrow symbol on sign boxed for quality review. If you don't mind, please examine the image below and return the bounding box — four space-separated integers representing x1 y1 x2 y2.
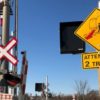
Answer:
0 38 18 65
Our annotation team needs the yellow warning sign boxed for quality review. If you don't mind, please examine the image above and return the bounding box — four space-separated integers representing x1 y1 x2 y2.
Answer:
82 52 100 69
75 8 100 51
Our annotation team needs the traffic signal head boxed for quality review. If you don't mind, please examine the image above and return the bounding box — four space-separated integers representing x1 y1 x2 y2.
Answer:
3 73 21 87
60 21 85 54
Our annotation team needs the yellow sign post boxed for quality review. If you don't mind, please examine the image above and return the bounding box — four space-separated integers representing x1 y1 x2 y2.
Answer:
75 8 100 51
82 52 100 69
75 1 100 96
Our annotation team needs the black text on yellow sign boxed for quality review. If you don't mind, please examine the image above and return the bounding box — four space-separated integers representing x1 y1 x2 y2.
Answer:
82 52 100 69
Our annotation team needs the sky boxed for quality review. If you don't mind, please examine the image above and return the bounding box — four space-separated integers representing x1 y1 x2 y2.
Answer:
11 0 100 95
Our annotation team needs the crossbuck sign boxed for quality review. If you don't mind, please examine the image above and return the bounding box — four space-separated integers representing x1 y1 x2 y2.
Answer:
0 38 18 65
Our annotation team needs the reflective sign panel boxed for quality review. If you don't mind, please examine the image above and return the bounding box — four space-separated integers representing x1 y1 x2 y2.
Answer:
82 52 100 69
75 8 100 51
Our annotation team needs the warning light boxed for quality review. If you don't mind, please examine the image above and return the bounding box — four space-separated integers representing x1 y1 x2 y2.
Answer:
3 73 21 87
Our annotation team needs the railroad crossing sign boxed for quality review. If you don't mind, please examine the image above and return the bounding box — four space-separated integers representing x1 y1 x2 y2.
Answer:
82 52 100 69
75 8 100 51
0 38 18 65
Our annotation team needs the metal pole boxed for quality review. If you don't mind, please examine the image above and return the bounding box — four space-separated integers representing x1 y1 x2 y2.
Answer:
46 76 48 100
14 0 18 59
12 0 18 74
98 0 100 97
15 0 18 39
1 0 10 69
13 0 18 95
0 0 10 93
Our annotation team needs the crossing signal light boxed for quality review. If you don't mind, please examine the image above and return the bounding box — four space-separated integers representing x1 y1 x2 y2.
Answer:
0 1 13 15
60 21 85 54
3 73 21 87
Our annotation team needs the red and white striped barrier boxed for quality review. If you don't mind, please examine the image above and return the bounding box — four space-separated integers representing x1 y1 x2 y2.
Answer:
0 93 13 100
21 52 28 95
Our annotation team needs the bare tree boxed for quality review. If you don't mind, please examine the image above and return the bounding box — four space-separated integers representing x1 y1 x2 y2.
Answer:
74 80 90 100
86 90 100 100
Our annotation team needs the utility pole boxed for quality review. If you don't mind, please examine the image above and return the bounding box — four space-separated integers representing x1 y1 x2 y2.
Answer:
0 0 10 93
